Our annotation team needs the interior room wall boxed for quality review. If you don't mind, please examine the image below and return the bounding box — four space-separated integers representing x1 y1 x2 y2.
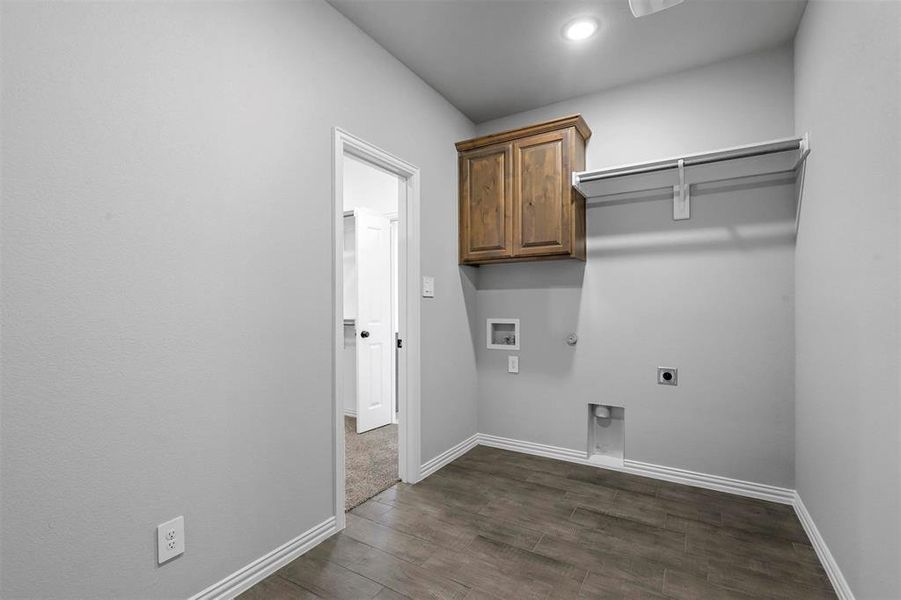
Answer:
343 218 359 415
343 323 358 415
473 46 798 488
343 154 401 215
0 2 476 598
793 1 901 597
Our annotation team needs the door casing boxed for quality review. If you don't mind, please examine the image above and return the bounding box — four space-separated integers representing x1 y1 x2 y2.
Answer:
332 128 421 531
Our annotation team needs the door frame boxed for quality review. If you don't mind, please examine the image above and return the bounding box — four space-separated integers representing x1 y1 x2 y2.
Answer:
332 128 421 530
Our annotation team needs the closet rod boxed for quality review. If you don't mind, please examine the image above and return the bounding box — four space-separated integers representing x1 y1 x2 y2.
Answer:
577 138 803 183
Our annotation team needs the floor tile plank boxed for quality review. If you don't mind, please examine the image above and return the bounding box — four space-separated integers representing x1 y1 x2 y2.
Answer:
706 559 837 599
578 570 669 599
343 512 436 565
236 575 323 600
242 448 838 600
277 553 384 600
662 569 758 600
310 535 470 600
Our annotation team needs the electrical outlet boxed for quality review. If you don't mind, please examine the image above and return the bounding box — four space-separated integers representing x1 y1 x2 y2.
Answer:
657 367 678 386
157 516 185 564
508 355 519 374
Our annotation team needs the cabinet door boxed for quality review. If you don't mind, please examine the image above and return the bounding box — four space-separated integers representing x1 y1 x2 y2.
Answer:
512 130 571 257
459 143 513 263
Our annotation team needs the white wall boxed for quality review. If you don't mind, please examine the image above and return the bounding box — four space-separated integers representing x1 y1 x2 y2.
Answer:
343 323 358 415
793 1 901 597
343 154 400 215
343 218 358 414
0 2 476 598
474 46 798 487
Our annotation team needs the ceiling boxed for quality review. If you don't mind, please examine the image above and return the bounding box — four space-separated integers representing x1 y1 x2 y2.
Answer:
329 0 806 123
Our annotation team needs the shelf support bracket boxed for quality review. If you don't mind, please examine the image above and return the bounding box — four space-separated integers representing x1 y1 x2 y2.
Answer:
794 133 811 236
673 159 690 220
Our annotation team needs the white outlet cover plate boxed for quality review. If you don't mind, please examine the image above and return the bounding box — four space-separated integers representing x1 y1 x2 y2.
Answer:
508 355 519 374
157 515 185 564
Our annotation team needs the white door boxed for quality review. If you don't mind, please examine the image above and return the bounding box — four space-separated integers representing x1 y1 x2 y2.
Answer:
355 208 393 433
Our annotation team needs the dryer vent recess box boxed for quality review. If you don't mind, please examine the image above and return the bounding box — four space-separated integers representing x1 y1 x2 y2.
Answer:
487 318 519 350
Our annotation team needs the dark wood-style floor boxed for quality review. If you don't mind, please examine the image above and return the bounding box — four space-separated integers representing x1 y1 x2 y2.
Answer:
239 446 837 599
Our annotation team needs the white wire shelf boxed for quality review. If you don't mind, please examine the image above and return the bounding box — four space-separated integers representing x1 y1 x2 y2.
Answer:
572 134 810 233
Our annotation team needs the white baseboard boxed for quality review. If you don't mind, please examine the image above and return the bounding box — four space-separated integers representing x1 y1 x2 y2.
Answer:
793 493 855 600
189 517 337 600
478 433 594 466
622 459 795 505
476 433 795 505
343 408 357 418
418 433 479 479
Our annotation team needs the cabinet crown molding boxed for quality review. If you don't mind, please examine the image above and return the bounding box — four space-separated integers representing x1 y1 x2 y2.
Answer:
455 114 591 152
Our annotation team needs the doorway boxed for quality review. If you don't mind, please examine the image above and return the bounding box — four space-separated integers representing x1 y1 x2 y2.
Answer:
332 129 421 528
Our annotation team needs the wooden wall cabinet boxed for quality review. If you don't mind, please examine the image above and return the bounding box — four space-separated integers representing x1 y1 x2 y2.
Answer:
457 115 591 265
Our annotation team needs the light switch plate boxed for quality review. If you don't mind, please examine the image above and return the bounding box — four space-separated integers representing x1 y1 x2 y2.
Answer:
508 355 519 374
422 276 435 298
157 516 185 564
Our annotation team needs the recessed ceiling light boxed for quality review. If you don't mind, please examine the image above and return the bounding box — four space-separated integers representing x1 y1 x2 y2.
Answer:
563 18 598 41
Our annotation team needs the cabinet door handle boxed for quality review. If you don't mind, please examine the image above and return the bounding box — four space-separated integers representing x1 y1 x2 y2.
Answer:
360 331 370 338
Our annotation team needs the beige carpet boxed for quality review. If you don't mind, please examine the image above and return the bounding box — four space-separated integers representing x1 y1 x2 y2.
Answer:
345 416 398 510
